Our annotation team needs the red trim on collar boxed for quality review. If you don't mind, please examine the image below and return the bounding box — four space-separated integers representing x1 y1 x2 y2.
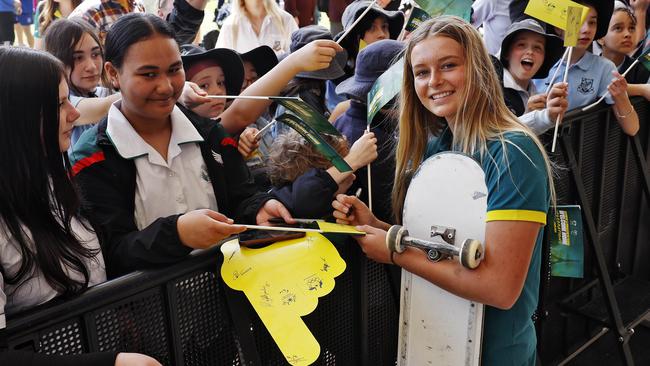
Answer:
72 151 106 176
220 137 238 148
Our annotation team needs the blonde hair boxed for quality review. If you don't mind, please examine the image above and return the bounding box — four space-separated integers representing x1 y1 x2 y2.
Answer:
392 16 555 222
267 131 350 186
231 0 290 50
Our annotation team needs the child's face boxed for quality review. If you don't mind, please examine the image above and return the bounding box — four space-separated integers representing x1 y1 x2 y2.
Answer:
411 35 466 123
190 65 226 118
600 10 636 55
70 33 102 95
363 16 390 45
506 31 545 85
576 6 598 50
241 61 258 91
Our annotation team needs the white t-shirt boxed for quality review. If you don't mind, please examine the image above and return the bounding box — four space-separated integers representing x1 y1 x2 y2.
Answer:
215 10 298 56
472 0 511 56
0 216 106 328
106 103 218 230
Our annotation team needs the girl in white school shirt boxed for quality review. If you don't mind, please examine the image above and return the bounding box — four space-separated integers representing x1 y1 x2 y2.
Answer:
71 13 343 277
216 0 298 56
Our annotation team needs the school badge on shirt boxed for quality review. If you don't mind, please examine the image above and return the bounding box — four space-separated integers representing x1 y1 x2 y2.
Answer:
577 77 594 95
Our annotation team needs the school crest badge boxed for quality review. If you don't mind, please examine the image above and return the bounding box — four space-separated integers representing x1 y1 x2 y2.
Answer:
577 77 594 95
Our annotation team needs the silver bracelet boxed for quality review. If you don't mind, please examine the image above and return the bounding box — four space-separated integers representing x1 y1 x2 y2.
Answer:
616 107 634 119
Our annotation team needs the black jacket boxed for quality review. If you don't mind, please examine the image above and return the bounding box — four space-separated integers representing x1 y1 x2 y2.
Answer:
70 105 273 278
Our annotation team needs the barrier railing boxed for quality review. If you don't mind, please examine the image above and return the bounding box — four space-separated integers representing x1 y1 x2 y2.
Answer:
1 239 400 365
1 99 649 365
537 97 650 366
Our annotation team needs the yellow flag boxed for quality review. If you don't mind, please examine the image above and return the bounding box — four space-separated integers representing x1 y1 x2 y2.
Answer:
359 38 368 51
524 0 589 31
564 6 583 47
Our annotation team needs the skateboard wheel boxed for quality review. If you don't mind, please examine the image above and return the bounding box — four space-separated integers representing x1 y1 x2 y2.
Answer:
460 239 483 269
386 225 408 253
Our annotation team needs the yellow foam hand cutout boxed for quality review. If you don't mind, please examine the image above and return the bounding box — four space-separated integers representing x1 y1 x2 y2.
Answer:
220 232 346 365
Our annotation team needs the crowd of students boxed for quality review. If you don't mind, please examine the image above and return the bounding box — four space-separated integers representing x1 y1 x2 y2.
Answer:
0 1 647 365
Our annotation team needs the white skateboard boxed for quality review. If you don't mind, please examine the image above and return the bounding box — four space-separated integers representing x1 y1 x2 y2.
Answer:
387 152 487 366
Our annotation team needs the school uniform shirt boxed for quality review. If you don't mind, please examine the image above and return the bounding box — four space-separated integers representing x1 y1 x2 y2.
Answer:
69 86 112 150
70 104 273 277
215 10 298 56
425 127 550 366
0 216 106 328
502 69 554 135
105 102 218 230
533 52 616 111
472 0 511 56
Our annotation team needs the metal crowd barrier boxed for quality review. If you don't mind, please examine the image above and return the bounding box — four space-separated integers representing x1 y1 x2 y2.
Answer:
1 239 399 365
1 99 649 366
537 97 650 366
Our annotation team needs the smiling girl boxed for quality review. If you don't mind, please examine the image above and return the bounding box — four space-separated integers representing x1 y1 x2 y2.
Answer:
44 18 121 147
70 13 340 277
333 16 555 365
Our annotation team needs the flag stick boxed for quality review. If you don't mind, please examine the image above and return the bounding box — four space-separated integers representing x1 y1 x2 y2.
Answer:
365 125 373 212
336 0 377 45
207 95 272 100
551 47 573 153
254 119 276 140
581 58 640 112
545 47 570 95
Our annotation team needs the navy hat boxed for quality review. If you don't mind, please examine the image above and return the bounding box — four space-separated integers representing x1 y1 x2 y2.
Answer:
239 45 278 78
335 1 404 50
499 19 564 79
335 39 404 102
290 25 348 80
579 0 614 40
180 44 244 96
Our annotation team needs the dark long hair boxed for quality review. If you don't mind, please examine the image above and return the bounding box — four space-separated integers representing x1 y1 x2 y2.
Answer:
44 18 107 96
104 13 176 70
0 47 98 296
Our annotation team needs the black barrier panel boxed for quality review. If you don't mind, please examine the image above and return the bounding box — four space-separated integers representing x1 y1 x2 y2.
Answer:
537 98 650 365
2 238 400 365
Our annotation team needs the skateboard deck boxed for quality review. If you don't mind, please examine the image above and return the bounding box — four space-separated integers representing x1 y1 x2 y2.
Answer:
398 152 487 366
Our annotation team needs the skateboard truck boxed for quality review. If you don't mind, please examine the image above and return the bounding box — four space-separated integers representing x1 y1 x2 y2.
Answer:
386 225 484 269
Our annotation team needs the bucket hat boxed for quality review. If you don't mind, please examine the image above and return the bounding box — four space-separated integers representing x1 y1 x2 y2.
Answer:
579 0 614 40
181 44 244 96
335 1 404 50
499 19 564 79
291 25 348 80
335 39 404 102
239 45 279 78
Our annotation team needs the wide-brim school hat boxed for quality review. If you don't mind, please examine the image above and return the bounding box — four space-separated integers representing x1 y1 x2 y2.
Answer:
239 45 279 78
581 0 614 40
334 1 404 50
499 19 564 79
335 39 404 103
181 44 244 96
291 25 348 80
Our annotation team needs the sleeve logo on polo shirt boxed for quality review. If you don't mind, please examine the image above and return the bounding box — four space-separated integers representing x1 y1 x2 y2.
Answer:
211 151 223 165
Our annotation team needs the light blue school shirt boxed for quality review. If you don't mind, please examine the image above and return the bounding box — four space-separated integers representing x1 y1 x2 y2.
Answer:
532 52 616 111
